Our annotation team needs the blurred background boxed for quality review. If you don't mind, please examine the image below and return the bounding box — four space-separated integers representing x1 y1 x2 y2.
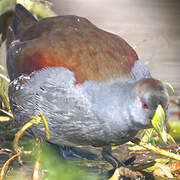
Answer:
51 0 180 96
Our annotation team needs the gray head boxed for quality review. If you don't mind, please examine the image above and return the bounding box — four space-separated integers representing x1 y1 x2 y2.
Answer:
131 78 169 127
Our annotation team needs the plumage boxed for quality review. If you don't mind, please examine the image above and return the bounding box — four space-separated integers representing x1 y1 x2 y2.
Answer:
7 4 138 83
7 4 169 168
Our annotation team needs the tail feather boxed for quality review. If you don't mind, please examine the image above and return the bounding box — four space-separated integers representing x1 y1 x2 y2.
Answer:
11 4 37 39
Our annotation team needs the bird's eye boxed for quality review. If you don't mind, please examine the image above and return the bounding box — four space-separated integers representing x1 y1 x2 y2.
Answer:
142 102 149 109
166 104 170 110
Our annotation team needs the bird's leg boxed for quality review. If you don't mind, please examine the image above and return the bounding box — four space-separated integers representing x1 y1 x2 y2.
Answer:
53 144 97 160
123 155 136 166
102 146 125 168
102 146 136 168
102 146 137 178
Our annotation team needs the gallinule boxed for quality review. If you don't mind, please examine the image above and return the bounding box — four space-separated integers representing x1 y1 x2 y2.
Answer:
7 4 169 168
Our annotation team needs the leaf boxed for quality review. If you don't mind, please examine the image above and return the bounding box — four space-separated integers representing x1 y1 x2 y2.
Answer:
151 104 167 143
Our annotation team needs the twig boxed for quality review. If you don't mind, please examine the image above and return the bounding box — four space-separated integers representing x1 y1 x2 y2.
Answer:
13 114 50 154
0 116 10 122
0 109 13 118
131 138 180 160
0 74 10 83
131 161 156 171
0 152 20 180
33 153 41 180
0 81 10 111
41 115 50 140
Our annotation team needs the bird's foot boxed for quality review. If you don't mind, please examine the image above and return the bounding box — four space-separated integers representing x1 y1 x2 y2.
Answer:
102 146 137 178
103 156 137 179
122 155 136 166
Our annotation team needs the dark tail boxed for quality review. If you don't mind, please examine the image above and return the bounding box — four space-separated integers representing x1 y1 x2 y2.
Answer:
11 4 38 39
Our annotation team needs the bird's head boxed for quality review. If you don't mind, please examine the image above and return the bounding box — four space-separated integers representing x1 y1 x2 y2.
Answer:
131 78 170 142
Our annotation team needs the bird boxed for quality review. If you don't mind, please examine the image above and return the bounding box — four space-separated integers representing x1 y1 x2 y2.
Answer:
7 4 169 169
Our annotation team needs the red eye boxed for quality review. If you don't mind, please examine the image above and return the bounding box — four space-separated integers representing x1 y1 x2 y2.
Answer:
166 104 170 110
142 102 149 109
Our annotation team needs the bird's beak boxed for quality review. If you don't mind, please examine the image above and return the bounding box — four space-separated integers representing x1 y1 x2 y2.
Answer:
151 104 167 143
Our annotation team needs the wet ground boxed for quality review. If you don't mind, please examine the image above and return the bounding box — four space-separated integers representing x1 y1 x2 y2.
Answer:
0 137 179 179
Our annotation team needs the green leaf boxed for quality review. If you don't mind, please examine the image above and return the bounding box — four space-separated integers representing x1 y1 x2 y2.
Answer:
151 104 167 143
